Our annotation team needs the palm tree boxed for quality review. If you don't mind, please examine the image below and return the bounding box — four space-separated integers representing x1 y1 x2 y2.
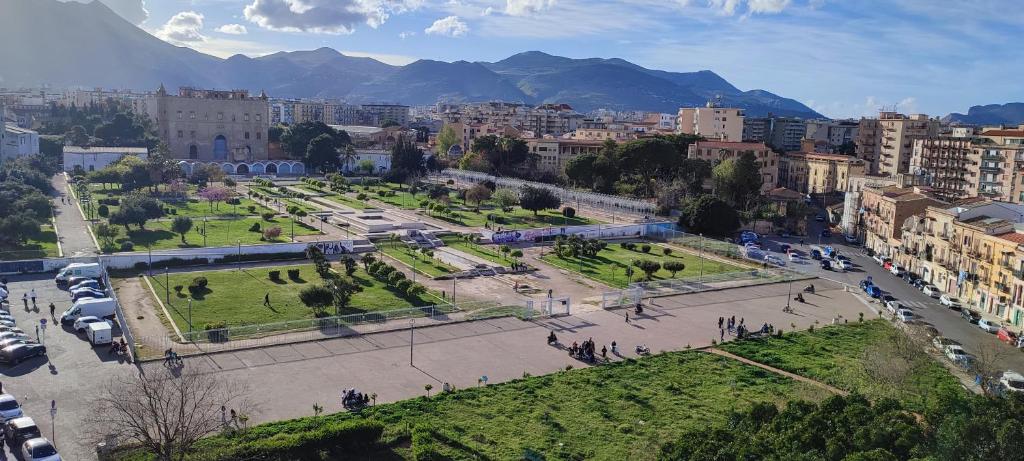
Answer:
340 145 357 173
361 253 376 271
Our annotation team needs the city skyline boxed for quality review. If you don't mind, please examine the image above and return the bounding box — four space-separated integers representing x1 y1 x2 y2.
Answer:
58 0 1024 120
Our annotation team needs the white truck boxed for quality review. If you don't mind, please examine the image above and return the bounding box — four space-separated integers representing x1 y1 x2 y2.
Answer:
60 297 116 324
54 263 103 285
87 322 112 346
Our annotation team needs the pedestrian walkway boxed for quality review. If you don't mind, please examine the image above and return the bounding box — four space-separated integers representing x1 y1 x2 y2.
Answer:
706 348 848 396
51 174 98 257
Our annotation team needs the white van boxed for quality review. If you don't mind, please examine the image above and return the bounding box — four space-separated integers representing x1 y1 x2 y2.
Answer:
54 263 103 285
87 322 112 346
60 297 116 324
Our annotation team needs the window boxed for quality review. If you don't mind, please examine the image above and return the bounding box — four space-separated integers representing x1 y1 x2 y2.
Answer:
177 130 183 138
189 111 196 119
89 165 95 172
217 112 224 121
256 114 262 122
244 114 250 122
177 111 182 119
256 132 262 140
244 132 250 140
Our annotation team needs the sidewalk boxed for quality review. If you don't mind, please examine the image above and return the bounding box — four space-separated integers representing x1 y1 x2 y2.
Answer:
51 174 98 257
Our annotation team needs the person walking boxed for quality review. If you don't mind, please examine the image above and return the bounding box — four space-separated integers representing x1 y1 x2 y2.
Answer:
611 341 617 354
49 302 55 318
21 293 28 310
601 345 607 360
625 312 629 323
30 289 36 307
263 293 271 307
718 316 724 329
720 328 725 342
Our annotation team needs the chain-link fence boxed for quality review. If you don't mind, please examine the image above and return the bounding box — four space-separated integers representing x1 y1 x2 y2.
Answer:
644 226 744 260
598 269 812 310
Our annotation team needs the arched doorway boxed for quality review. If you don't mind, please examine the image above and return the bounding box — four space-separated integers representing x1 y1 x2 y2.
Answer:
291 163 305 175
213 135 228 160
221 163 235 174
266 163 278 174
236 164 250 175
251 163 265 174
188 145 198 159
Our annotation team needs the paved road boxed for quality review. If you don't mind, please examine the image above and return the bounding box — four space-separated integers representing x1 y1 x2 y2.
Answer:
759 217 1024 375
51 174 98 257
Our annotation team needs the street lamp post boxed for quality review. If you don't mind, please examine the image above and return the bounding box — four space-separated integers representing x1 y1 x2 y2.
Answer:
452 277 457 305
49 400 56 446
165 268 169 303
188 298 193 336
203 216 208 247
236 239 241 271
291 216 295 242
409 319 414 366
786 280 793 311
699 233 705 282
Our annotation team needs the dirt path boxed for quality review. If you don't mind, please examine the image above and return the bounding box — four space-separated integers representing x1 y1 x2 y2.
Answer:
113 275 180 360
706 348 849 396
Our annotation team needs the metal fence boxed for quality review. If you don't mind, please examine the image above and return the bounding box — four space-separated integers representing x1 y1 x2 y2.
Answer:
644 226 743 260
599 268 811 310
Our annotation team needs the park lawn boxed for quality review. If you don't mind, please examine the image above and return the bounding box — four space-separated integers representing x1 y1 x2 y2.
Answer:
101 217 320 252
429 206 599 229
363 183 421 209
541 242 742 288
298 185 373 210
149 264 435 332
0 224 60 260
379 244 458 278
88 185 272 219
115 350 825 461
719 320 964 411
440 235 511 267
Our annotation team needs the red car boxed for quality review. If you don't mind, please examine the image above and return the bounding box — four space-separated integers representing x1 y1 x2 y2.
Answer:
998 328 1022 348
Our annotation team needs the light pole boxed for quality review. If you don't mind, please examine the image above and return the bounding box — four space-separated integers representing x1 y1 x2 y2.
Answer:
291 215 295 242
699 233 705 282
452 277 457 305
188 298 193 336
49 400 56 446
165 268 170 303
786 280 793 312
236 239 241 271
409 319 414 366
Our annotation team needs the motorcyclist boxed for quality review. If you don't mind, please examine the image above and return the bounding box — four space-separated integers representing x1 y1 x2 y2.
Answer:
547 331 558 345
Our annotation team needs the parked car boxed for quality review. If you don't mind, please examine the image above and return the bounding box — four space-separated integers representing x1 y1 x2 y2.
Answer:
896 308 915 322
922 285 941 298
0 338 28 350
890 264 906 277
859 279 873 291
72 316 113 333
4 417 41 446
0 394 23 421
54 262 102 285
961 309 982 324
940 295 963 310
65 277 100 290
0 313 15 324
788 251 802 261
933 336 960 351
883 261 893 270
867 285 883 298
872 254 887 265
70 288 105 302
68 280 101 292
21 437 61 461
845 234 858 244
912 279 926 289
1000 371 1024 394
944 345 973 366
764 255 786 267
0 344 46 365
998 328 1022 347
881 294 897 304
820 259 832 270
779 244 791 253
810 249 822 260
0 326 24 335
979 318 1002 333
885 300 903 314
836 259 851 271
821 229 832 238
0 331 27 342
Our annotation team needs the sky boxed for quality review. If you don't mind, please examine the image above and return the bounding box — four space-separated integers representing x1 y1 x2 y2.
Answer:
69 0 1024 119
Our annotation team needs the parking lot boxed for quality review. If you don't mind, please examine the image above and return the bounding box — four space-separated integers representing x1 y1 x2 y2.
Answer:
757 218 1024 379
0 273 130 460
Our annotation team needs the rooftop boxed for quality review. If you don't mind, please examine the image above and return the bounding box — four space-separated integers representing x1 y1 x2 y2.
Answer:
981 129 1024 137
996 231 1024 245
63 146 148 154
328 125 383 135
692 141 770 150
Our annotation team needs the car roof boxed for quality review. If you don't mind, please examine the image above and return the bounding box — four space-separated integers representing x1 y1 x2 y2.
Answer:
1004 371 1024 380
8 416 35 427
24 437 52 448
0 393 15 403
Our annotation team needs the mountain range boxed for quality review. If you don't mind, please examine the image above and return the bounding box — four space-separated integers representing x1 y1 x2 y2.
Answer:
0 0 823 118
944 103 1024 126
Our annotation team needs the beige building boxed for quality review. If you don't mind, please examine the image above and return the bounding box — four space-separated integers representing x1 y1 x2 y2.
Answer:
909 137 978 202
139 86 269 162
687 141 777 192
778 151 864 195
861 186 946 258
571 128 636 142
856 112 939 176
676 103 744 141
527 138 604 174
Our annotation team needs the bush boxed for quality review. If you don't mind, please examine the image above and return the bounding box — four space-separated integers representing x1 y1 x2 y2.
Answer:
173 285 183 293
387 271 407 285
97 204 109 217
247 205 256 213
119 241 134 252
357 193 368 200
248 222 261 233
641 244 651 253
268 270 281 281
562 207 576 218
188 276 208 294
98 197 120 206
204 321 228 342
287 268 300 280
663 247 673 256
395 279 413 293
261 212 276 221
287 205 300 215
263 226 283 241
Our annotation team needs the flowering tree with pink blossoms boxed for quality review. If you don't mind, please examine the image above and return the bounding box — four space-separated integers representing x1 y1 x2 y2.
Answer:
197 186 232 212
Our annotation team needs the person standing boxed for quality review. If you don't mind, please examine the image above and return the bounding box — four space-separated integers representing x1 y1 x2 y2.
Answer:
720 328 725 342
30 289 36 307
49 302 55 318
22 293 28 310
718 316 724 329
263 293 271 307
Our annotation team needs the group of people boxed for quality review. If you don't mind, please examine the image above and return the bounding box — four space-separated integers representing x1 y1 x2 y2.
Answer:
569 337 606 363
342 388 370 409
108 337 128 357
717 316 776 340
163 348 183 367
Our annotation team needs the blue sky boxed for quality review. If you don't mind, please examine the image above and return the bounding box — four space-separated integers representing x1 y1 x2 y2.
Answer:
77 0 1024 119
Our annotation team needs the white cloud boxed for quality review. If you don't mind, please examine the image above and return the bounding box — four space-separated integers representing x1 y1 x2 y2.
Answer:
215 24 249 35
155 11 206 43
707 0 790 15
61 0 148 24
399 31 416 39
425 15 469 37
482 6 494 15
505 0 556 16
243 0 421 34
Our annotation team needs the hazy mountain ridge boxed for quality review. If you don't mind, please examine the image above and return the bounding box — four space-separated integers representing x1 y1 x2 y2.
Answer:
0 0 822 117
945 103 1024 126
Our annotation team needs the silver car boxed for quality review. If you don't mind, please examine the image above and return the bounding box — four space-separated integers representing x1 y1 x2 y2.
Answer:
0 394 23 421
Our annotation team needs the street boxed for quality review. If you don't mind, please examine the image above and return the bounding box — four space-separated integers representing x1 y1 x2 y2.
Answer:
759 216 1024 376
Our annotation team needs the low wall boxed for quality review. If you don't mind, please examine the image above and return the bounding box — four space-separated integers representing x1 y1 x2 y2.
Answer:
487 222 663 244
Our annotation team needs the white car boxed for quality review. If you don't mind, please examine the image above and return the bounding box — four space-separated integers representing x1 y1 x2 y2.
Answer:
0 338 28 350
896 308 914 322
978 318 1001 333
945 345 972 364
889 264 906 277
0 314 14 324
1000 371 1024 393
0 394 23 421
22 438 61 461
939 295 963 310
844 235 858 244
72 316 113 333
0 319 15 329
764 255 786 267
0 325 24 335
788 251 802 261
872 254 886 265
933 336 960 351
885 300 902 314
0 331 27 341
922 285 941 298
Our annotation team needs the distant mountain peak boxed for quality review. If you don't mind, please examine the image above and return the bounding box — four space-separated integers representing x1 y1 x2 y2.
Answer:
945 102 1024 126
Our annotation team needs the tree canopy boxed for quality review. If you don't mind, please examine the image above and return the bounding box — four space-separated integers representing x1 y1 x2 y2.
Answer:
388 136 425 182
679 194 740 237
305 134 342 174
282 122 350 160
712 151 763 208
519 186 561 216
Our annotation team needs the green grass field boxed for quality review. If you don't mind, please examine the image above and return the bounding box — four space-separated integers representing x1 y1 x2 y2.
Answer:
363 183 420 209
100 217 321 252
541 242 742 288
114 350 826 461
149 264 435 332
0 224 60 260
428 206 598 229
88 185 271 218
440 235 512 267
719 320 963 411
379 244 458 277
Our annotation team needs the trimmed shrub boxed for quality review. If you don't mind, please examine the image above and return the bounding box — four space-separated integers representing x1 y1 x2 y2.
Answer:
248 222 261 233
641 244 652 253
261 212 276 221
187 276 208 294
356 193 368 200
395 279 413 293
119 241 134 252
287 268 301 280
173 285 183 293
247 205 256 213
268 270 281 281
97 204 109 217
562 207 576 218
663 247 673 256
387 271 407 285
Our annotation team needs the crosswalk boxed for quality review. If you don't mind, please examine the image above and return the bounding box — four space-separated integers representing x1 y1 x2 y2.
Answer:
899 300 934 310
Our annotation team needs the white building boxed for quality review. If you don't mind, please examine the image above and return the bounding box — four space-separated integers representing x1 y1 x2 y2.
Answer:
676 102 744 141
343 149 392 174
62 146 148 173
2 124 39 161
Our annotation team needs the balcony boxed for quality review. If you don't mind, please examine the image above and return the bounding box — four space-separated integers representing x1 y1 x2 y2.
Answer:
982 153 1004 161
980 165 1003 173
996 282 1011 294
1015 269 1024 280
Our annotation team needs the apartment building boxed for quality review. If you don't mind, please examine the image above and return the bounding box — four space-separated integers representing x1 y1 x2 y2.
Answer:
527 138 604 174
805 119 858 149
361 104 410 127
841 173 903 238
676 103 744 141
687 141 778 192
138 86 269 162
910 137 978 202
856 111 940 177
777 142 864 195
571 128 636 142
861 185 946 258
523 104 582 136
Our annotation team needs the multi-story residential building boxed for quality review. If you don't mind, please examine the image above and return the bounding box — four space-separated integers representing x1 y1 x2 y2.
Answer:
805 119 858 149
857 111 940 177
742 117 771 144
676 103 744 141
768 117 807 153
1 124 39 161
138 85 269 162
778 151 864 195
527 138 604 174
860 185 946 258
910 137 978 202
360 104 410 127
571 128 636 142
841 173 905 239
523 104 581 136
61 88 152 107
687 141 778 192
980 124 1024 147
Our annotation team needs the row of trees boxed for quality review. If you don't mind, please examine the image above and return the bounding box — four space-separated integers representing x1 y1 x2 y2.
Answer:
563 135 704 197
0 156 58 248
